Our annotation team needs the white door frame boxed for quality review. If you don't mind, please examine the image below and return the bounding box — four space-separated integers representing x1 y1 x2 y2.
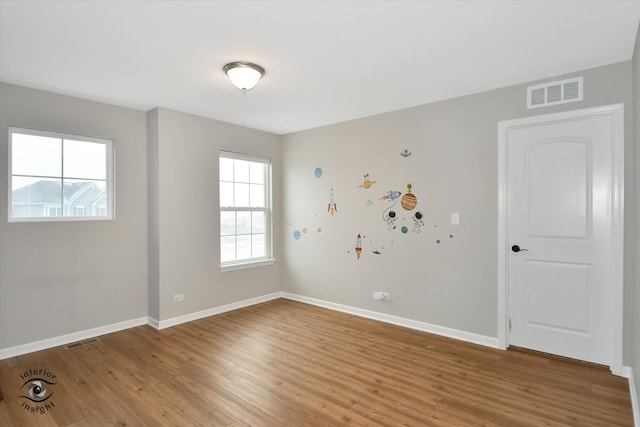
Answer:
497 104 625 375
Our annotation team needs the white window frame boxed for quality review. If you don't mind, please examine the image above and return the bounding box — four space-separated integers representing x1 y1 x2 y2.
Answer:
219 150 274 272
8 127 115 222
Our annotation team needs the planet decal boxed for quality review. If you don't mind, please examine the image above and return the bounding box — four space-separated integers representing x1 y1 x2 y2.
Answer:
401 226 408 234
293 230 301 240
358 173 377 190
401 183 417 210
314 168 323 178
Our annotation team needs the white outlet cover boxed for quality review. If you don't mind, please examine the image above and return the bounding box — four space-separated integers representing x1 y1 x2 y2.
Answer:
451 213 460 225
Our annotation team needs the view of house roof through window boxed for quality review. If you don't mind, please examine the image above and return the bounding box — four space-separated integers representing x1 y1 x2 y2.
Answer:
9 127 114 222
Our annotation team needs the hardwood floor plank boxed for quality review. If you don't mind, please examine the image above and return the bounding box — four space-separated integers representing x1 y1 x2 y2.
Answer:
0 298 633 426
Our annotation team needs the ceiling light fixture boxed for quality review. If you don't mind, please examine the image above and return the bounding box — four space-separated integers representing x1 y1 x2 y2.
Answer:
223 62 265 93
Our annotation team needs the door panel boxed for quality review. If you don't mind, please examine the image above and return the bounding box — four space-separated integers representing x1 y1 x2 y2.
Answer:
525 260 590 333
527 140 589 238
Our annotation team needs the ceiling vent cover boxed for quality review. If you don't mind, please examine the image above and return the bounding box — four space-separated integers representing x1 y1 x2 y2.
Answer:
527 77 583 109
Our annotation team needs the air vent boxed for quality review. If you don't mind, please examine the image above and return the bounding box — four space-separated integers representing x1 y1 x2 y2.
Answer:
64 337 100 350
527 77 583 109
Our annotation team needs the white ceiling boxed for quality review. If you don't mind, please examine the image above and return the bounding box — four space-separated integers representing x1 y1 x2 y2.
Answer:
1 1 639 135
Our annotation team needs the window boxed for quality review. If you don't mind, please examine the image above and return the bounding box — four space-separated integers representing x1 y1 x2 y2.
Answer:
9 127 114 222
219 151 273 271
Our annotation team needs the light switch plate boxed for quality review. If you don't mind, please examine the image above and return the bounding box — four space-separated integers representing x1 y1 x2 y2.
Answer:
451 213 460 225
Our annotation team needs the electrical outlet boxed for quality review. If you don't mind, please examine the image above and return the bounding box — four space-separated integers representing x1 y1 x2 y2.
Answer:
173 294 184 303
373 291 390 301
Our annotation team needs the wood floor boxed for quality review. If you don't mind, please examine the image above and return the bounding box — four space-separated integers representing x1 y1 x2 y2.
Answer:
0 298 633 426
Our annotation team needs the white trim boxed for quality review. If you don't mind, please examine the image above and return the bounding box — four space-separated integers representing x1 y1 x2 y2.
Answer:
628 368 640 427
281 293 499 349
147 316 160 330
0 317 147 360
150 292 282 329
497 104 625 375
220 258 276 272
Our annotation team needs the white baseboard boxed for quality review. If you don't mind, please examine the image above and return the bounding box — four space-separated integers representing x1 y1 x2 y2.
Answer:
0 317 148 360
629 368 640 427
0 291 517 360
150 292 283 330
281 293 500 349
147 316 160 330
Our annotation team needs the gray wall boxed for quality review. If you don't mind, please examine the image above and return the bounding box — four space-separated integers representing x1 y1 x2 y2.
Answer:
633 18 640 417
147 108 160 321
282 62 635 353
148 107 282 321
0 83 148 348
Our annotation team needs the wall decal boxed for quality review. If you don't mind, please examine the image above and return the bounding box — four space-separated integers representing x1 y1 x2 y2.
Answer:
328 188 337 216
401 183 417 210
383 207 398 230
355 234 363 260
381 190 401 230
436 239 441 244
400 149 412 158
358 173 377 190
412 211 425 233
293 230 302 240
401 226 408 234
314 167 323 178
380 190 401 202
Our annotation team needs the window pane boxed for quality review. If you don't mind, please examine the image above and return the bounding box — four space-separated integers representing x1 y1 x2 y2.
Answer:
221 236 236 262
220 211 235 235
63 179 107 217
249 184 265 207
252 234 265 258
237 235 251 260
252 211 265 233
237 211 251 234
12 134 61 177
11 177 62 218
9 128 113 222
234 160 250 183
220 153 271 267
249 162 264 184
220 182 233 207
64 140 106 180
220 157 234 181
234 183 249 207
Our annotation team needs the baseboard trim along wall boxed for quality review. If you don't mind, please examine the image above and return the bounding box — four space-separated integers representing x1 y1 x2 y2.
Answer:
148 292 282 330
280 293 500 349
0 291 498 358
0 317 148 360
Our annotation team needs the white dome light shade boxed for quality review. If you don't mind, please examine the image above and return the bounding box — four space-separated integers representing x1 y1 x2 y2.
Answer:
223 62 265 92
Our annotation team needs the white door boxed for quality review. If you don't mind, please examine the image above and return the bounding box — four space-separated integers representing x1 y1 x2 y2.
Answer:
498 104 624 367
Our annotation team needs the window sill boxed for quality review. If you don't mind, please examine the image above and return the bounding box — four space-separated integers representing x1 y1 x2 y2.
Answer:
220 258 276 273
